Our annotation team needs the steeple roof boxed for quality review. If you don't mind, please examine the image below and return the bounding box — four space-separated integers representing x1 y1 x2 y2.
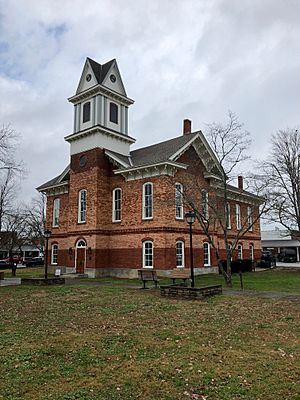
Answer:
86 57 115 85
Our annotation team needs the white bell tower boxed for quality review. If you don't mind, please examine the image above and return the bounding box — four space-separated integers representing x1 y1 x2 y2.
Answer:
65 58 135 156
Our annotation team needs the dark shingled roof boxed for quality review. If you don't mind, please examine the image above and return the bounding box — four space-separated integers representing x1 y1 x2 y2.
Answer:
37 132 200 190
130 132 199 167
36 165 69 191
87 57 115 85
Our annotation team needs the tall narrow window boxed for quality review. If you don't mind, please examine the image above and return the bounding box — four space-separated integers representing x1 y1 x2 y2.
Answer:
143 241 153 268
247 206 253 231
249 244 254 260
237 244 243 260
109 102 118 124
112 188 122 222
51 244 58 264
203 242 210 266
226 203 231 229
78 189 87 223
143 183 153 219
201 190 209 220
82 102 91 123
176 241 184 267
52 198 60 227
175 183 183 219
236 204 241 230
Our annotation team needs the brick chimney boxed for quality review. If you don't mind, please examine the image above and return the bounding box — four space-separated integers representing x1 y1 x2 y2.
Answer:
238 176 243 191
183 119 192 135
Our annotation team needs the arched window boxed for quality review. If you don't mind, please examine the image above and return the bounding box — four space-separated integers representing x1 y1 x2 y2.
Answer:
201 190 209 220
52 198 60 227
236 204 241 230
237 244 243 260
203 242 210 266
143 183 153 219
247 207 253 231
249 244 254 260
82 102 91 123
109 102 118 124
143 241 153 268
76 239 86 248
78 189 87 223
51 244 58 265
225 203 231 229
175 183 183 219
112 188 122 222
176 241 184 267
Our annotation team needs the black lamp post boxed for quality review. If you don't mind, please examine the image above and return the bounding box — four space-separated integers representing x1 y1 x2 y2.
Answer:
44 229 51 280
185 210 196 287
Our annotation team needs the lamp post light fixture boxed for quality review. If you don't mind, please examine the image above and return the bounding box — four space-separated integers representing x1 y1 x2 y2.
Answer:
185 210 196 288
44 229 52 280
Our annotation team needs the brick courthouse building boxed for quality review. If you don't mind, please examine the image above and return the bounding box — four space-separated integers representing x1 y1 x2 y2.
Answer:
38 58 262 278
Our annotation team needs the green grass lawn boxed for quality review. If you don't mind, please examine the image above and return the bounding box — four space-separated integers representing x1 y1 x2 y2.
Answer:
2 268 300 294
0 280 299 399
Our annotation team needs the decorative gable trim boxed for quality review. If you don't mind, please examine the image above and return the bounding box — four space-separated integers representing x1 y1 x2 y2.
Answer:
68 84 134 106
38 182 69 196
105 150 130 168
114 161 187 181
169 132 223 176
101 59 127 97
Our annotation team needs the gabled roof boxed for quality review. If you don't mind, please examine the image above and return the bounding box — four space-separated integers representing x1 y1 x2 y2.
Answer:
130 132 199 167
36 165 70 191
87 57 115 85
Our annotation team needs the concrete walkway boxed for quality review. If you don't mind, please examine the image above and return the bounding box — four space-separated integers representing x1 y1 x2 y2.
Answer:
225 289 300 302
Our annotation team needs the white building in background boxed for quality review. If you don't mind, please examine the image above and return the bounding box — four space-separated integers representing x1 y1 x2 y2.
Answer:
261 229 300 262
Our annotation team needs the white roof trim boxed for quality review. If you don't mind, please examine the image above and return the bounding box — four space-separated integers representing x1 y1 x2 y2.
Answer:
169 134 200 161
114 161 187 175
64 125 136 144
105 150 130 168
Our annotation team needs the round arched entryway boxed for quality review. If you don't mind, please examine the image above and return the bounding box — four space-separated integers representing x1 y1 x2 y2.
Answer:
75 239 86 273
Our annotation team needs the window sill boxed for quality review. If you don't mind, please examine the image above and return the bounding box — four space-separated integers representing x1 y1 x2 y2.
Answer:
112 220 121 223
77 221 86 224
175 217 184 221
142 217 153 221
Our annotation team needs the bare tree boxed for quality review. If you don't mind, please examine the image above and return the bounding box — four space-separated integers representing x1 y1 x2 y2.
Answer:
0 169 17 231
24 194 46 254
0 124 23 173
256 128 300 234
179 112 266 287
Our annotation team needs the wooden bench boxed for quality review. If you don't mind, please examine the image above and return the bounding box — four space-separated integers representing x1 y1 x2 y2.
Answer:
170 268 191 285
138 269 159 289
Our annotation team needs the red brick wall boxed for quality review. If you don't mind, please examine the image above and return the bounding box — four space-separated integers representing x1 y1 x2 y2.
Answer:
44 145 262 271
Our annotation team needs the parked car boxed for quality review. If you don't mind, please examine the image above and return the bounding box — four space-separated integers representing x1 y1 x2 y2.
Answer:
278 249 297 263
0 260 10 269
25 257 44 267
258 251 276 268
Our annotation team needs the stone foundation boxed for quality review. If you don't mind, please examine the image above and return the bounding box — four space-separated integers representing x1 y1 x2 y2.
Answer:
21 277 65 285
160 284 222 299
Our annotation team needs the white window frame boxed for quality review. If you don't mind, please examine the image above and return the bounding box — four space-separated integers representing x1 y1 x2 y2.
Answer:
51 244 58 265
142 182 153 220
226 203 231 229
175 183 183 219
52 198 60 227
82 101 91 123
249 244 254 260
247 206 253 231
143 241 153 268
203 242 211 266
176 241 185 267
78 189 87 223
112 188 122 222
237 244 243 260
201 190 209 220
236 204 241 230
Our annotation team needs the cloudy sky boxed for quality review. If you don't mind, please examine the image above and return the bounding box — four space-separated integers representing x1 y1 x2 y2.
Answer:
0 0 299 204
